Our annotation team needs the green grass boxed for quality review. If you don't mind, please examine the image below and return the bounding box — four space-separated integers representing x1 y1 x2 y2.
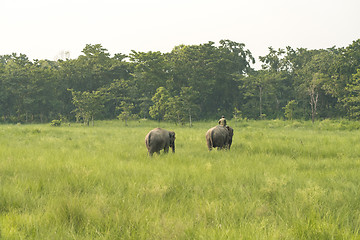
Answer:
1 119 360 239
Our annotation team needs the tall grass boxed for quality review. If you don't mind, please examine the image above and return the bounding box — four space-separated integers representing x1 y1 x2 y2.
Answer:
1 120 360 239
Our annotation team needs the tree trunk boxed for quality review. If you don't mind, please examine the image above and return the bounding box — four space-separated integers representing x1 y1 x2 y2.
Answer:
309 89 319 124
259 85 263 119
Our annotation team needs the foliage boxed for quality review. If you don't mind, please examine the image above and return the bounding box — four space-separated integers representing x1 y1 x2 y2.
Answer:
149 87 170 122
164 87 200 126
342 69 360 119
0 40 360 123
50 119 61 127
68 89 105 126
283 100 297 120
117 101 138 126
233 107 242 121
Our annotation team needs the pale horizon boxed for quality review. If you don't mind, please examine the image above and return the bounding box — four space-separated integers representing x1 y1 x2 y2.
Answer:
1 0 359 68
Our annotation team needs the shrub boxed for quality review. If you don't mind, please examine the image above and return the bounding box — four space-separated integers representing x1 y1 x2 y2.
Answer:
50 120 61 127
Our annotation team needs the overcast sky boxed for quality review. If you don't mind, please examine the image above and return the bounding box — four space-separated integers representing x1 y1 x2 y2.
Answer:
1 0 359 68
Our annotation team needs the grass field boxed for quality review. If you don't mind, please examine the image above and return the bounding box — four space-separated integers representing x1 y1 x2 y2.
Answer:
1 119 360 239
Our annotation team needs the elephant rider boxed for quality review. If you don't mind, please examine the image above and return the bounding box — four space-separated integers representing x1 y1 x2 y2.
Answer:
218 115 227 127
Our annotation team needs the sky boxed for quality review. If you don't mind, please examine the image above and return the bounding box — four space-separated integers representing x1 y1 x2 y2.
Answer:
1 0 359 68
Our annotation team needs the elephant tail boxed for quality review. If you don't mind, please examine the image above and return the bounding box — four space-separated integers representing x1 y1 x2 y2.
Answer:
147 133 151 147
145 132 151 149
210 129 215 147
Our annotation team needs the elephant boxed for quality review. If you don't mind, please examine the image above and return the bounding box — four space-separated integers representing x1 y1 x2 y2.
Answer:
145 128 175 156
206 125 234 151
225 126 234 149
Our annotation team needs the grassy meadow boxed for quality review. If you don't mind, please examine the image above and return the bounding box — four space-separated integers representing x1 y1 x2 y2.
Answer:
1 119 360 239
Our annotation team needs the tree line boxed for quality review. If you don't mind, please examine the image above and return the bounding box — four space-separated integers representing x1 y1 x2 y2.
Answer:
1 39 360 125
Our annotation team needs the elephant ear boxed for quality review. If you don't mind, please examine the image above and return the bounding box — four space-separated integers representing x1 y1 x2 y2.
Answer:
169 131 175 140
226 126 233 136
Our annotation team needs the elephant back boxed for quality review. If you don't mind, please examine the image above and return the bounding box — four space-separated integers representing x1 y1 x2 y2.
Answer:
147 128 167 145
145 128 175 155
206 126 228 148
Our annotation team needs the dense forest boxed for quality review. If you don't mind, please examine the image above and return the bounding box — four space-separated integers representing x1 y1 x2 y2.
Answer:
1 39 360 124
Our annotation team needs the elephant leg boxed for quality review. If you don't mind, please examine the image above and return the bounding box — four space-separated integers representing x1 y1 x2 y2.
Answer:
207 140 212 151
163 142 170 153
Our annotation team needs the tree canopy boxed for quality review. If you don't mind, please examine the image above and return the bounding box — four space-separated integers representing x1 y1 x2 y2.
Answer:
1 39 360 124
